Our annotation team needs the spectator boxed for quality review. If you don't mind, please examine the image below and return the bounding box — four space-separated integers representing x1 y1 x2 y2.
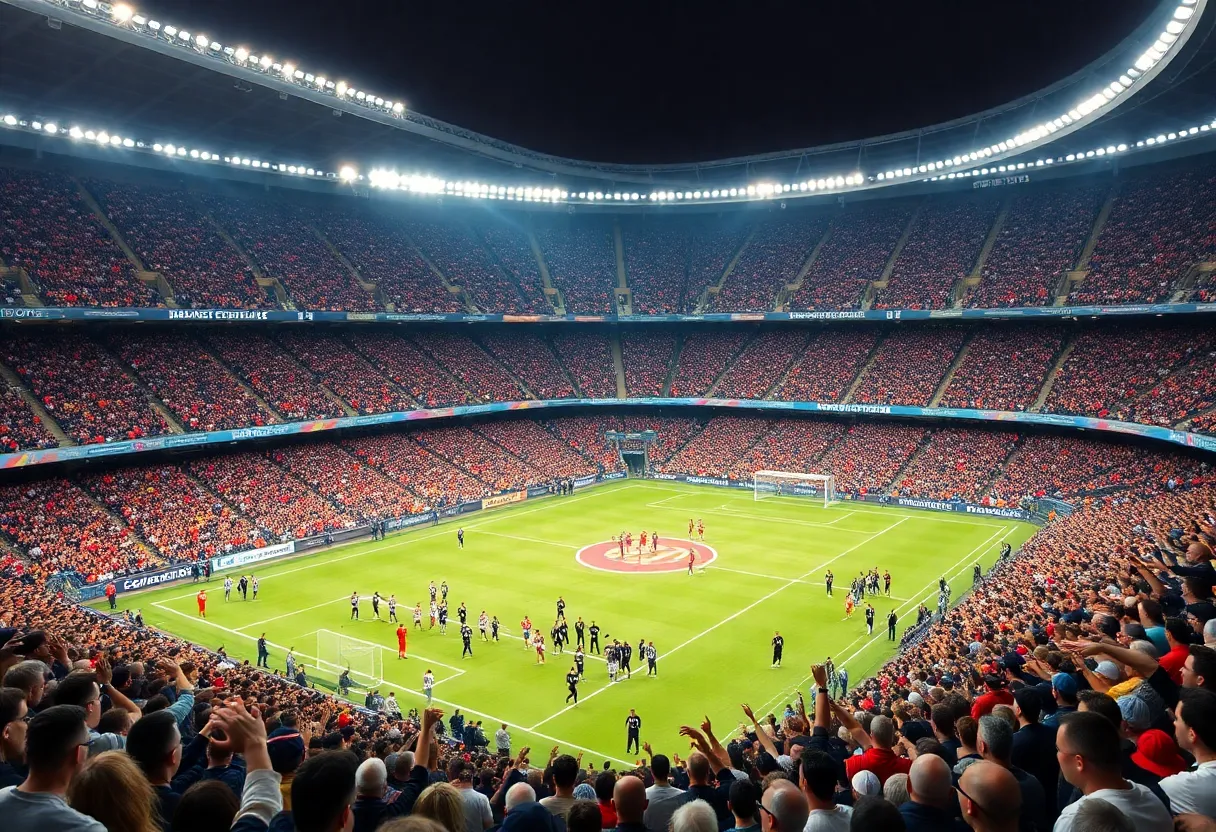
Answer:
67 750 161 832
975 716 1046 832
614 774 650 832
955 760 1021 832
1158 687 1216 817
539 753 580 819
644 753 688 832
0 704 105 831
759 780 808 832
0 687 29 787
846 795 904 832
171 780 239 832
448 757 493 832
672 800 720 832
414 782 466 832
596 770 619 829
898 754 965 832
568 799 605 832
800 749 852 831
1053 712 1172 832
842 715 911 786
882 773 909 808
1009 689 1057 818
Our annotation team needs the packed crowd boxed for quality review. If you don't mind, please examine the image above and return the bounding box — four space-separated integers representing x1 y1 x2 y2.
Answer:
970 187 1105 308
816 423 928 495
713 331 810 400
413 426 545 493
474 420 600 479
0 385 57 452
536 223 618 314
725 419 848 480
668 332 750 398
622 222 693 315
477 333 576 401
892 429 1018 502
471 222 551 312
790 202 915 311
1044 325 1216 421
544 417 630 473
686 223 752 311
1124 347 1216 429
713 214 830 312
86 180 271 310
772 329 882 403
620 332 676 397
201 196 378 313
850 327 968 407
658 416 774 477
275 332 415 415
1 275 23 306
552 333 618 399
407 218 535 314
348 333 474 410
421 333 528 403
874 196 1000 311
1 333 168 445
270 445 423 523
342 434 492 507
1071 166 1216 304
203 333 343 422
0 168 159 308
939 327 1065 412
108 333 273 433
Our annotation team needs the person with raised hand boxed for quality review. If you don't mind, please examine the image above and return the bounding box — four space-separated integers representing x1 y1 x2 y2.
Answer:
206 698 282 832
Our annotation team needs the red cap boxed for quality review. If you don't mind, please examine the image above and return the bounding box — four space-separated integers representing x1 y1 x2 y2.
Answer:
1130 729 1187 778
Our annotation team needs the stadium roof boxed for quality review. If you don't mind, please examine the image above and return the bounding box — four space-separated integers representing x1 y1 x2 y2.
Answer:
1 0 1214 199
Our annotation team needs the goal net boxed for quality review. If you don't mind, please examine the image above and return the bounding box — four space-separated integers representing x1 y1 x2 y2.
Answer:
315 629 384 693
754 471 836 508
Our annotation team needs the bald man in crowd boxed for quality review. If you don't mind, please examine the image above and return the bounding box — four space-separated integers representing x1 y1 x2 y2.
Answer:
760 780 809 832
900 754 967 832
957 761 1021 832
613 775 649 832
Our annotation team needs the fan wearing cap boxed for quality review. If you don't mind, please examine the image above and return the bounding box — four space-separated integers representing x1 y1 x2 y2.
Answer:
1159 687 1216 817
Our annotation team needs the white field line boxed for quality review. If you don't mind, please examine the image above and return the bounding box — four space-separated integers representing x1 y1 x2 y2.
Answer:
705 566 911 600
744 525 1007 717
235 595 351 631
480 531 583 549
160 484 641 602
526 516 910 732
150 601 634 765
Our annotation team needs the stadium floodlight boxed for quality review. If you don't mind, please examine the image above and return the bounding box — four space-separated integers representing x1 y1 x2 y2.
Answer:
282 63 295 77
163 25 177 37
234 47 249 62
259 55 272 68
1175 4 1195 18
111 3 133 22
43 122 58 134
392 102 404 114
147 19 159 30
339 165 357 182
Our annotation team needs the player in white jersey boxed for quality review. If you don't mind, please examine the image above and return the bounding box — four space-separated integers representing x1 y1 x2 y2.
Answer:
429 601 438 629
422 669 435 704
478 611 489 641
251 575 259 599
224 576 233 601
350 592 360 620
388 595 398 623
413 603 423 628
606 648 618 682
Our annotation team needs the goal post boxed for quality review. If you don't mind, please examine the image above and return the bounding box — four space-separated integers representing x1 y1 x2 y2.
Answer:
754 471 836 508
315 629 384 693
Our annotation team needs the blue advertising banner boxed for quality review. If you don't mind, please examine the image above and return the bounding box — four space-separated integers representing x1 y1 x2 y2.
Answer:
4 301 1215 325
3 397 1214 472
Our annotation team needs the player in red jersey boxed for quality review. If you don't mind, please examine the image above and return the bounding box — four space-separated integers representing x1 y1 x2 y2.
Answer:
652 531 659 552
521 616 532 649
697 519 705 541
687 551 696 576
197 589 207 618
688 518 695 539
617 535 625 559
845 597 855 619
639 531 648 553
397 624 408 659
625 532 632 553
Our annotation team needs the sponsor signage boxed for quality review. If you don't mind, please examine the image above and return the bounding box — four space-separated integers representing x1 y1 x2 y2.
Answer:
483 490 527 509
386 512 436 531
119 563 197 593
210 542 295 572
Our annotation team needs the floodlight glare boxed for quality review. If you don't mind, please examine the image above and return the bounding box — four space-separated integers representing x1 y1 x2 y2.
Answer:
259 55 273 68
392 102 404 114
282 63 295 77
163 25 177 37
1175 5 1195 18
177 31 190 41
196 34 208 47
123 138 134 147
339 165 357 181
148 19 160 30
112 3 133 22
234 47 249 62
69 126 83 138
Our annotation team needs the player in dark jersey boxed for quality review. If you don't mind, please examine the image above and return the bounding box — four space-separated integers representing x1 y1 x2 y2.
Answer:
887 610 898 641
438 603 448 635
646 642 657 676
556 596 566 619
491 615 500 641
429 582 437 603
652 531 659 552
973 563 982 584
589 622 601 654
771 631 784 667
574 646 585 679
388 595 398 623
999 541 1011 560
565 667 580 704
625 710 641 754
865 604 875 635
458 603 468 625
461 623 473 657
621 641 633 679
552 621 564 654
575 617 585 649
457 528 464 548
371 592 382 620
883 571 892 596
825 570 834 596
440 581 449 602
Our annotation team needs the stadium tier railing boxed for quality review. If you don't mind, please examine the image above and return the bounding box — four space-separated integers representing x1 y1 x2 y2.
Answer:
5 396 1215 472
2 299 1215 324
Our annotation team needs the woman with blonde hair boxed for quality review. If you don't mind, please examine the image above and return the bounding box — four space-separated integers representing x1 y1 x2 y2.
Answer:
67 750 162 832
413 781 467 832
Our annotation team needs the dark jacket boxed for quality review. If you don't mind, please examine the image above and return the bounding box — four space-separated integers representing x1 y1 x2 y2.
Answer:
898 801 968 832
1011 723 1059 818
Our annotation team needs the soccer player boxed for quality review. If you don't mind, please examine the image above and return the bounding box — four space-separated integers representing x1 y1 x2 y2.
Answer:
461 623 473 658
556 596 566 619
938 576 948 594
771 631 783 667
625 710 641 754
883 570 891 596
973 563 982 584
844 596 855 619
999 541 1011 560
388 595 398 623
574 645 585 679
696 519 704 541
606 644 618 682
687 550 696 576
565 666 579 704
552 620 564 655
534 633 546 665
865 604 875 635
651 531 659 552
423 669 435 704
438 603 448 635
429 581 437 604
616 535 625 559
458 602 468 625
413 603 423 629
197 589 207 618
479 610 489 641
625 531 632 554
575 617 585 649
440 581 449 602
223 576 233 601
521 615 532 648
251 575 259 599
589 621 601 654
646 641 657 675
688 518 695 539
238 575 248 600
491 615 500 641
621 641 633 679
887 610 898 641
372 592 382 620
429 601 438 629
639 530 647 553
350 591 360 620
825 569 834 596
397 623 408 659
457 528 464 548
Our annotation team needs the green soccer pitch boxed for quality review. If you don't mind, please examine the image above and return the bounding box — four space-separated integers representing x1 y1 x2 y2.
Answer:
91 479 1037 766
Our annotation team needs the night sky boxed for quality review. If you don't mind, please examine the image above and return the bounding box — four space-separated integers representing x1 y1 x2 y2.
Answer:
143 0 1150 164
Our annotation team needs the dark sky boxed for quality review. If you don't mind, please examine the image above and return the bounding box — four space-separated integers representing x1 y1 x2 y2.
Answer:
143 0 1152 164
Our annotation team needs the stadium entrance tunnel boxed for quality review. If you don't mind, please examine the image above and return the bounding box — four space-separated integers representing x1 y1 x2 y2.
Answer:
575 538 718 573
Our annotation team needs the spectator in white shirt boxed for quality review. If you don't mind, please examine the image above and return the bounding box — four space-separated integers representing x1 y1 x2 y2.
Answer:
1053 711 1172 832
1159 688 1216 817
798 750 851 832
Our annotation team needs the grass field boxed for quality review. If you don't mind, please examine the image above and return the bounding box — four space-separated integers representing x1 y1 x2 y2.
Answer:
91 479 1037 765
